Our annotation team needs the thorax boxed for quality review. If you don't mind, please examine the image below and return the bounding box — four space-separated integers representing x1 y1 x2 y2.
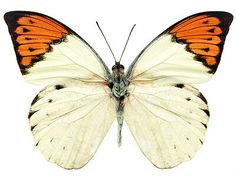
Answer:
110 63 129 100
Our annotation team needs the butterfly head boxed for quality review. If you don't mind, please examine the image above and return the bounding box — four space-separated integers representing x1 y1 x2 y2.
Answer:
112 62 125 73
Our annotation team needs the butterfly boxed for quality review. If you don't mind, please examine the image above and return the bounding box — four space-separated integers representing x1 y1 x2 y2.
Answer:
4 11 233 169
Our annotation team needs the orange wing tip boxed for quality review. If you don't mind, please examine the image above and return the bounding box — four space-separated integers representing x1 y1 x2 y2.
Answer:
169 12 233 72
4 11 74 74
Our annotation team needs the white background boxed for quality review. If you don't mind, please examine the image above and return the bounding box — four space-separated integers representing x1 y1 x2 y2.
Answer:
0 0 236 176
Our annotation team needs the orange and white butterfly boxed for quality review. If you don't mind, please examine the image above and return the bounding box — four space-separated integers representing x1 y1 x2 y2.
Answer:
4 11 233 169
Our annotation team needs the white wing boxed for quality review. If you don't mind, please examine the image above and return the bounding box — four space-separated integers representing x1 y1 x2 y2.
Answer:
127 12 233 84
123 12 232 168
4 11 111 85
29 79 116 169
124 78 209 168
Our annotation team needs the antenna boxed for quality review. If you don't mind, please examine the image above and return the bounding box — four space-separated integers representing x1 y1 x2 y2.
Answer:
118 24 136 62
96 21 117 62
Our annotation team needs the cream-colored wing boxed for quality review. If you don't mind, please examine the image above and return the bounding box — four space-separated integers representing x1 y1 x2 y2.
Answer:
124 78 209 168
29 79 116 169
5 11 111 85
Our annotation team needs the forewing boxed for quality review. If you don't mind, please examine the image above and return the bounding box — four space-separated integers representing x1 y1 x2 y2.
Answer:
127 11 233 84
29 80 116 169
4 11 111 85
124 78 209 168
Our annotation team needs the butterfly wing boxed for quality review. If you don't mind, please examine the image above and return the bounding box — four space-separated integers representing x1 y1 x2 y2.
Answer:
124 78 208 168
29 80 116 169
4 11 111 85
127 11 233 84
124 12 233 168
5 11 115 169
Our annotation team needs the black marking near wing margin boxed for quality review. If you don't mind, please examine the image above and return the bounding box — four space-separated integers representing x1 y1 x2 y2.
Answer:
31 125 37 131
31 95 39 105
55 84 65 90
198 93 208 104
203 109 210 116
201 123 207 128
28 110 37 119
175 84 184 88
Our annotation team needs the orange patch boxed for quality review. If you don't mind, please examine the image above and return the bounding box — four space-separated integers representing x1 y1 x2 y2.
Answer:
204 56 217 65
18 17 60 33
178 35 221 44
176 17 220 32
16 35 58 44
15 26 63 37
176 26 222 38
17 16 68 34
170 15 207 33
18 43 49 56
21 56 34 66
189 43 220 56
31 15 68 34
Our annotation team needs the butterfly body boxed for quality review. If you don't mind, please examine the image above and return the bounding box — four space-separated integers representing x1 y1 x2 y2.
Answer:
109 62 128 145
4 11 233 169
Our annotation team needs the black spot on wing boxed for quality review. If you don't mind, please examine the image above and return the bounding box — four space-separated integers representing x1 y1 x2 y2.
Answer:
202 48 210 52
28 47 35 52
208 28 215 33
22 27 30 33
186 98 191 101
199 139 203 144
35 141 40 147
28 19 34 24
55 84 65 90
175 84 184 88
